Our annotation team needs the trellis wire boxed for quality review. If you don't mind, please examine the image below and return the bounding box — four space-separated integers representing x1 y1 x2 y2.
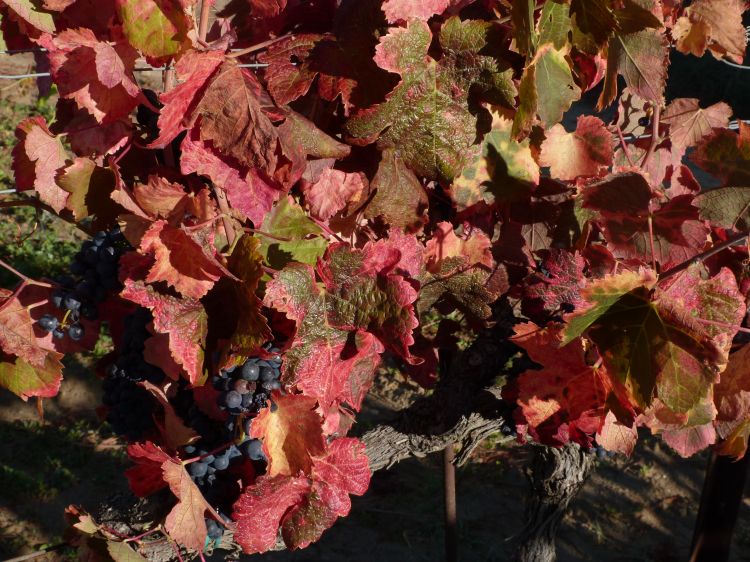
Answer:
0 62 268 80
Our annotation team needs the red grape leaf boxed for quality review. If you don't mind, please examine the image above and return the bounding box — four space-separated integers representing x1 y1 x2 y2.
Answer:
690 123 750 185
250 393 325 477
222 235 272 358
115 0 192 60
57 158 122 228
52 100 133 156
540 116 613 181
141 381 199 451
673 0 746 63
425 222 493 273
2 0 55 32
180 129 283 225
194 59 279 171
364 147 428 231
236 437 371 553
0 287 56 369
714 344 750 443
715 418 750 460
106 540 149 562
662 98 732 155
565 268 739 412
381 0 449 22
452 115 539 210
292 331 383 414
120 257 208 385
151 49 225 148
124 441 170 497
582 173 709 267
310 437 370 497
12 116 69 213
418 258 500 320
129 175 189 220
695 186 750 230
596 411 637 456
598 28 668 109
44 29 142 123
302 169 368 221
143 333 183 380
345 19 478 181
524 249 586 316
0 351 63 400
162 459 219 552
233 475 310 555
139 220 230 299
513 322 612 446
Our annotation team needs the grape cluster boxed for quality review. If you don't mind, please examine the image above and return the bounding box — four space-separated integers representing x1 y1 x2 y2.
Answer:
102 308 165 440
593 444 616 460
178 346 283 542
38 228 127 341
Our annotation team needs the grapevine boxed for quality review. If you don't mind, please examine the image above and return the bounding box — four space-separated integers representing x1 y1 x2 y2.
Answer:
0 0 749 559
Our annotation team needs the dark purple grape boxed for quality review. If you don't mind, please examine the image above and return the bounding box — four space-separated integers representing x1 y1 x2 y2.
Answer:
68 323 84 341
224 391 242 409
188 461 208 478
239 439 265 461
38 314 58 332
240 362 260 381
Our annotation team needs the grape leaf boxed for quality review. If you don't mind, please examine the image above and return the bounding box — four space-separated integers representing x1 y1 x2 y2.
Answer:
570 0 618 45
565 268 741 411
221 235 272 358
107 541 149 562
162 459 218 552
115 0 191 59
257 196 327 269
44 29 143 123
12 116 68 213
695 186 750 230
302 169 368 221
139 220 230 299
57 158 121 228
425 222 493 273
451 115 540 210
141 381 199 451
596 411 637 455
524 249 586 316
598 28 667 109
582 172 709 267
180 130 282 226
120 255 208 385
195 60 279 171
345 19 478 181
364 147 428 231
310 437 370 498
380 0 449 22
661 98 732 155
0 287 56 369
250 393 325 477
690 124 750 185
124 441 170 497
1 0 54 33
673 0 746 64
418 258 500 319
714 344 750 445
540 116 613 181
233 475 310 555
537 0 572 50
513 322 613 446
0 351 63 400
151 49 225 148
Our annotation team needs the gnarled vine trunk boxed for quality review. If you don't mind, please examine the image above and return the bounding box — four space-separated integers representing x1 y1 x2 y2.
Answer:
515 444 595 562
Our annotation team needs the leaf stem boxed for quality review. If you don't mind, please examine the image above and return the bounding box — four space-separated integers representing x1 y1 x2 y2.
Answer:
0 196 94 236
647 215 657 272
227 34 292 58
659 230 750 281
198 0 211 41
244 227 292 242
213 188 237 247
615 125 635 167
0 259 52 287
694 317 750 334
641 103 661 170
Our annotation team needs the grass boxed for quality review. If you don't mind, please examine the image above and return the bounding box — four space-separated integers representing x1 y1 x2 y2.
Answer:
0 93 82 289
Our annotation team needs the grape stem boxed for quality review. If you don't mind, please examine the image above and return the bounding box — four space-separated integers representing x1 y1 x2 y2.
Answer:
226 34 293 58
640 103 661 170
615 125 635 167
0 197 95 236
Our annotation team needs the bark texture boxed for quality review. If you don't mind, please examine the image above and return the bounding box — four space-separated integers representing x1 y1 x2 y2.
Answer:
515 444 596 562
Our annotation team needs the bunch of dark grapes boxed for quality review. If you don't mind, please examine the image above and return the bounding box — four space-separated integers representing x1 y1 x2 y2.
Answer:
592 444 616 460
181 345 284 542
38 228 127 341
102 308 165 440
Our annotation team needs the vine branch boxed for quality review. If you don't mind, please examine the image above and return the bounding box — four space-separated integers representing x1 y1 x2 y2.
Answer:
659 230 750 280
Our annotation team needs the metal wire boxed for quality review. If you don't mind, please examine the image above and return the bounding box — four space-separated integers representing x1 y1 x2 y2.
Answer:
0 62 269 80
